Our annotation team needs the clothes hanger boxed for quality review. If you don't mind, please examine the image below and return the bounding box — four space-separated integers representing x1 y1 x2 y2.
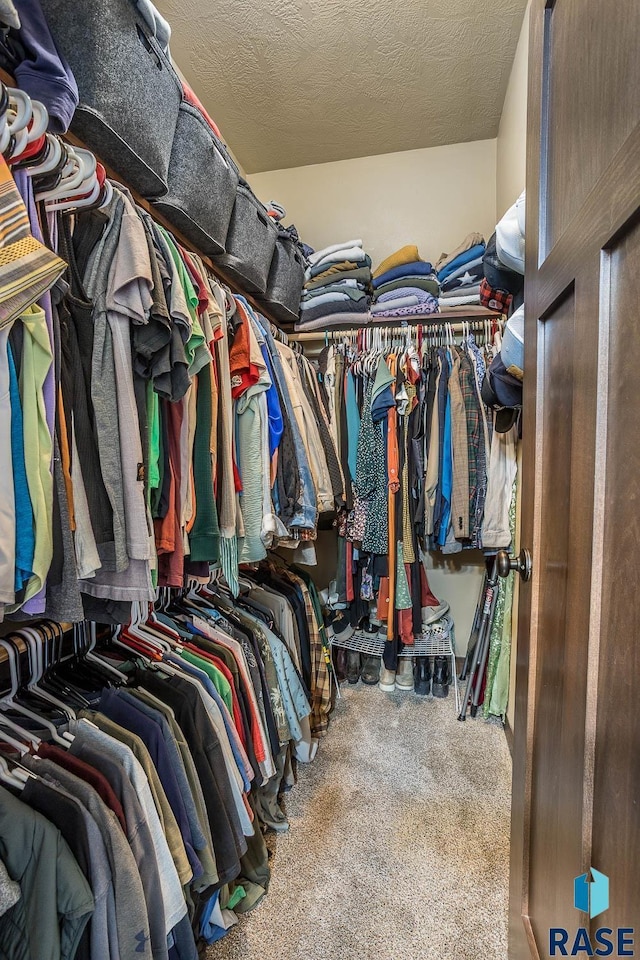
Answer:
0 755 26 788
0 637 58 749
19 626 77 727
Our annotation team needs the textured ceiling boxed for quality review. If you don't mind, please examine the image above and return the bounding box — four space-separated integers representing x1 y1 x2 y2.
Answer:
157 0 528 174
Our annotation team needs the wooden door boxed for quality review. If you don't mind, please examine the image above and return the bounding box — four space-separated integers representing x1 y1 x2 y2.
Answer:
509 2 640 956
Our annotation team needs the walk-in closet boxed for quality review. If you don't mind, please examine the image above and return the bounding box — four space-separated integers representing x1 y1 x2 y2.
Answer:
0 1 638 959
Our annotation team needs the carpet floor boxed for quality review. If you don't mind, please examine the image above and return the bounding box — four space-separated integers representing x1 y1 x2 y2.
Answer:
208 682 512 960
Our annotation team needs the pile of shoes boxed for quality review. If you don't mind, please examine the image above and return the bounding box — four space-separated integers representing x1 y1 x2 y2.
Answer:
379 654 452 698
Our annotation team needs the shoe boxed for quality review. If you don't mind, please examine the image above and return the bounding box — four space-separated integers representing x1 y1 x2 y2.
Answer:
346 651 361 684
421 601 451 627
334 648 347 684
395 657 414 691
379 666 396 692
432 656 451 698
361 656 380 685
414 657 432 696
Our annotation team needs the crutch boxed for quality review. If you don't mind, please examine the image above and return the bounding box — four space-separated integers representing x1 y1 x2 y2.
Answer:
458 557 499 721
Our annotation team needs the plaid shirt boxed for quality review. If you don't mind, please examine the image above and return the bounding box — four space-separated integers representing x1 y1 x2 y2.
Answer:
277 566 333 738
480 278 512 314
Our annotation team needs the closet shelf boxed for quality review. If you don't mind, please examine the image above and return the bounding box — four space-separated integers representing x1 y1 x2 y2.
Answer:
287 307 503 341
331 617 454 658
0 66 287 332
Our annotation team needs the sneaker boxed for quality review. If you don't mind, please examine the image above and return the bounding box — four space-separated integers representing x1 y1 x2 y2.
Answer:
421 601 451 627
395 657 414 691
414 657 432 696
432 656 451 698
346 651 361 684
361 656 381 685
379 666 396 692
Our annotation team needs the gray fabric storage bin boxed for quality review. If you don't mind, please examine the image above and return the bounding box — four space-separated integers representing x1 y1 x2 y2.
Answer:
214 181 278 295
258 231 306 325
41 0 182 197
153 101 239 254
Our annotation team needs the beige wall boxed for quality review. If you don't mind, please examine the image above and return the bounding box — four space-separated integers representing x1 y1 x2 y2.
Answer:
248 138 497 272
250 138 497 655
496 1 530 220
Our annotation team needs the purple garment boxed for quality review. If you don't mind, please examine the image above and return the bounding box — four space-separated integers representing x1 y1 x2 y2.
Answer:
372 296 440 319
13 0 79 133
377 286 436 304
14 167 55 614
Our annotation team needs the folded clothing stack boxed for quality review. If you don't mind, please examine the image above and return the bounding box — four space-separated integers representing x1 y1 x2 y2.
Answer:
296 237 372 330
371 244 439 319
435 233 486 309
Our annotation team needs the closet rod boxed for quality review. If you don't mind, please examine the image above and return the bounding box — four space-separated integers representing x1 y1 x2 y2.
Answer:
0 622 74 662
0 67 286 332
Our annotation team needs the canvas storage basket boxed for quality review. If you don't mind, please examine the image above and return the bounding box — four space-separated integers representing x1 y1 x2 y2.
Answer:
258 231 306 325
41 0 182 197
153 101 239 255
214 181 279 295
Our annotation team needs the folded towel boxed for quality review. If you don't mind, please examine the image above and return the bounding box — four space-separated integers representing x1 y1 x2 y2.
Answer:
299 297 370 324
373 244 422 279
435 232 484 273
374 275 440 299
308 238 362 265
305 264 373 290
436 243 485 283
371 295 420 313
372 260 434 289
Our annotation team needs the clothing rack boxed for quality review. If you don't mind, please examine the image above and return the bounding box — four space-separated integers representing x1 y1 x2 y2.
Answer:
0 66 286 332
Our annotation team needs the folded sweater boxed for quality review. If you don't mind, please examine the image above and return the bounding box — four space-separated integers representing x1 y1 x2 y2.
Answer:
307 255 372 282
435 232 484 272
300 288 368 311
298 296 370 324
372 260 434 289
308 238 362 265
440 256 484 291
372 296 439 320
436 243 485 283
376 286 435 304
440 282 481 299
438 293 481 307
374 275 440 298
304 264 372 290
373 245 422 279
371 295 420 313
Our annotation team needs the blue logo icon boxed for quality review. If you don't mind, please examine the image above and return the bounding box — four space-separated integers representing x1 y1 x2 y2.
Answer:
574 868 609 919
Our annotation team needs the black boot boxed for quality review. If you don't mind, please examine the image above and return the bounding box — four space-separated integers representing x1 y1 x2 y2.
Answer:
346 651 361 684
414 657 432 696
361 655 381 685
432 656 450 698
334 648 348 684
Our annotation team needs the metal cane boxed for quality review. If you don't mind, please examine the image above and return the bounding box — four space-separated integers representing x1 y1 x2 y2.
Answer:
457 557 499 720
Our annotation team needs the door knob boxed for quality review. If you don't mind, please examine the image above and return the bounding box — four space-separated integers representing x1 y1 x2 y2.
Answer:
496 548 532 582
